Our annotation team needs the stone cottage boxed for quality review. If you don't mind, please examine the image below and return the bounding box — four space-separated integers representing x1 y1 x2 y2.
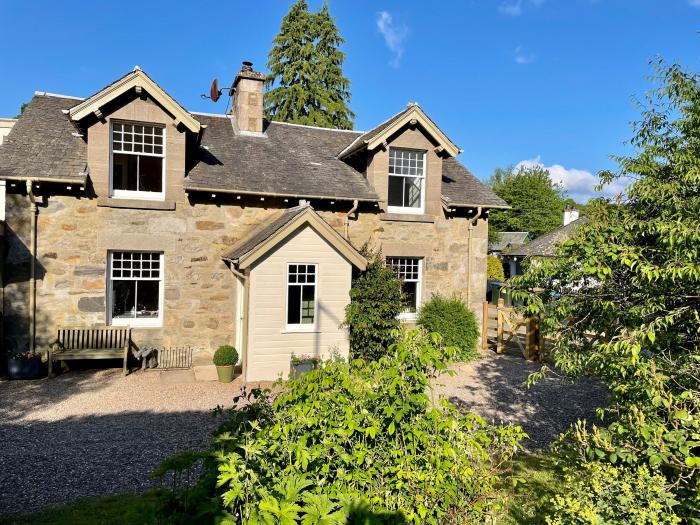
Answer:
0 62 508 381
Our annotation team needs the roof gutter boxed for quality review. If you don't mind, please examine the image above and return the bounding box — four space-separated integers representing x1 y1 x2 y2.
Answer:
184 185 379 203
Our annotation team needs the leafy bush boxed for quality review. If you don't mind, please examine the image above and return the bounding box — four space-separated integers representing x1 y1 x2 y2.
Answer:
511 59 700 521
487 255 505 281
158 330 525 524
212 345 238 366
344 246 403 360
417 295 480 361
546 462 681 524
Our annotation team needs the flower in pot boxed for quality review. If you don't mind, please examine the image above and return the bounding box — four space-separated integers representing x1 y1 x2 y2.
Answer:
213 345 238 383
290 354 321 376
7 350 42 380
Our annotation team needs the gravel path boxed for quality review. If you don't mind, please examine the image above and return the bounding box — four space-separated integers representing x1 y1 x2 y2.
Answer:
432 348 608 450
0 368 245 516
0 351 607 516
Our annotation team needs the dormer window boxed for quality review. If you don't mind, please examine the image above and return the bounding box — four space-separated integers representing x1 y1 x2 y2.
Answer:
110 122 165 200
387 148 425 214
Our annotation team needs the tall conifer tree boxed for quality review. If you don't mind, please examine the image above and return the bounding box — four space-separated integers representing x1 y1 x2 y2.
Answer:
265 1 354 129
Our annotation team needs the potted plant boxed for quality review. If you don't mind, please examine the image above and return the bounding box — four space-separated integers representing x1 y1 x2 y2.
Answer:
290 354 321 376
213 345 238 383
7 350 42 380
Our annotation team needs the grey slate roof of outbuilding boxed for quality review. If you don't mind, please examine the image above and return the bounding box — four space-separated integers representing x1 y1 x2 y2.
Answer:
507 217 588 257
222 204 309 261
489 231 531 253
0 94 87 183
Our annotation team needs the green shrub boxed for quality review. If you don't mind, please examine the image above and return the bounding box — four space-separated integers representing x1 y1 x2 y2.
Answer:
546 462 681 524
344 245 403 360
487 255 506 281
157 330 525 524
417 295 480 361
212 345 238 366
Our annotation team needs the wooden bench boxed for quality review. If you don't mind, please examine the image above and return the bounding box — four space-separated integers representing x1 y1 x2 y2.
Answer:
48 327 132 377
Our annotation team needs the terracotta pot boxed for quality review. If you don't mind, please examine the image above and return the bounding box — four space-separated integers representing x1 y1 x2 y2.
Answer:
7 357 42 380
216 365 234 383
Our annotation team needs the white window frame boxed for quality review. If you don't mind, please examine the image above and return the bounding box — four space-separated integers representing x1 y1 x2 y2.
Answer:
284 263 319 332
387 148 426 215
109 120 166 201
107 251 164 328
386 257 423 321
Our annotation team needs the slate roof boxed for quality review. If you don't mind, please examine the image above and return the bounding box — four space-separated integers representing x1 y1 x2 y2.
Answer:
222 204 309 261
337 106 413 158
0 94 87 182
489 231 530 253
0 90 506 210
186 117 379 201
507 217 588 257
442 158 509 208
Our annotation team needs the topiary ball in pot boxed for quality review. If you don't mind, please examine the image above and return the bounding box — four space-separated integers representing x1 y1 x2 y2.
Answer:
213 345 238 383
417 295 480 361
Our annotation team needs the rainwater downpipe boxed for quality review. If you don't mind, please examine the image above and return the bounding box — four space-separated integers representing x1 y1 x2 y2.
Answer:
466 206 482 307
26 180 37 355
344 199 358 238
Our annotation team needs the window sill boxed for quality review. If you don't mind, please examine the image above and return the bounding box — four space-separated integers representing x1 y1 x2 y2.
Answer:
109 321 163 329
380 213 434 223
98 197 176 211
282 326 320 334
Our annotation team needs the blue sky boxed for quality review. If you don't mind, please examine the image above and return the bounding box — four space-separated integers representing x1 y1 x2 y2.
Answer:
0 0 698 201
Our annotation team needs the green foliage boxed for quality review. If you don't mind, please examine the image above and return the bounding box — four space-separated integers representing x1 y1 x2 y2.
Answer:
487 255 506 281
0 491 163 525
488 165 568 238
546 462 681 524
265 0 354 129
511 58 700 520
213 345 238 366
344 246 403 360
158 330 525 524
417 295 479 361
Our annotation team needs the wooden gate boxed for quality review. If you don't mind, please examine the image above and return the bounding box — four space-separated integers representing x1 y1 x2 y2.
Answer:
482 299 542 361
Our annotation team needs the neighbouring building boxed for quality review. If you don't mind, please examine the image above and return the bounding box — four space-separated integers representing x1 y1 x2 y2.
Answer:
0 63 508 381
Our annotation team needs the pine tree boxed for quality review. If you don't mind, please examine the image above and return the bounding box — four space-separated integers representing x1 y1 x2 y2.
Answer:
265 0 354 129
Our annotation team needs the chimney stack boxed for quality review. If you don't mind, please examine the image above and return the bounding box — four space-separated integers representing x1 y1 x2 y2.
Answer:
232 61 265 134
563 206 580 226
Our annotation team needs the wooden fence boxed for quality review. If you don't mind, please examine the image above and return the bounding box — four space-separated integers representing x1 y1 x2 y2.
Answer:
482 299 543 361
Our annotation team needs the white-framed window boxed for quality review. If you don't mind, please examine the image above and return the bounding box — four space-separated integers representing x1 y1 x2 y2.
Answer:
108 251 164 327
387 148 426 214
386 257 422 320
286 263 317 331
110 121 165 200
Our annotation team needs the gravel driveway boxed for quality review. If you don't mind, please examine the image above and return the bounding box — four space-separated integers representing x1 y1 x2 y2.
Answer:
1 350 607 517
432 348 608 450
0 368 244 516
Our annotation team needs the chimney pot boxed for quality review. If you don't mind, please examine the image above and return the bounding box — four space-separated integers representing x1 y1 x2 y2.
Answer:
242 61 253 72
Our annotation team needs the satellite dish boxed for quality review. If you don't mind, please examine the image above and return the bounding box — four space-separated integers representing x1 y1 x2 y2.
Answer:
210 79 221 102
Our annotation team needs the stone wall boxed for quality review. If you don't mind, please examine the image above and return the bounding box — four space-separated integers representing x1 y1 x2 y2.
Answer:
3 192 488 364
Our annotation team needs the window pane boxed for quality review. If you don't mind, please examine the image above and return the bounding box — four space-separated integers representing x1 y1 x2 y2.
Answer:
112 280 136 319
112 153 138 191
138 156 163 192
287 285 301 324
388 176 404 207
402 281 418 313
301 285 315 324
404 177 422 208
136 280 160 318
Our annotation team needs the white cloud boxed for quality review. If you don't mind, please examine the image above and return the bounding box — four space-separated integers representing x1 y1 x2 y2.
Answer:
514 156 628 202
499 0 523 16
376 11 408 68
514 45 535 65
498 0 544 16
